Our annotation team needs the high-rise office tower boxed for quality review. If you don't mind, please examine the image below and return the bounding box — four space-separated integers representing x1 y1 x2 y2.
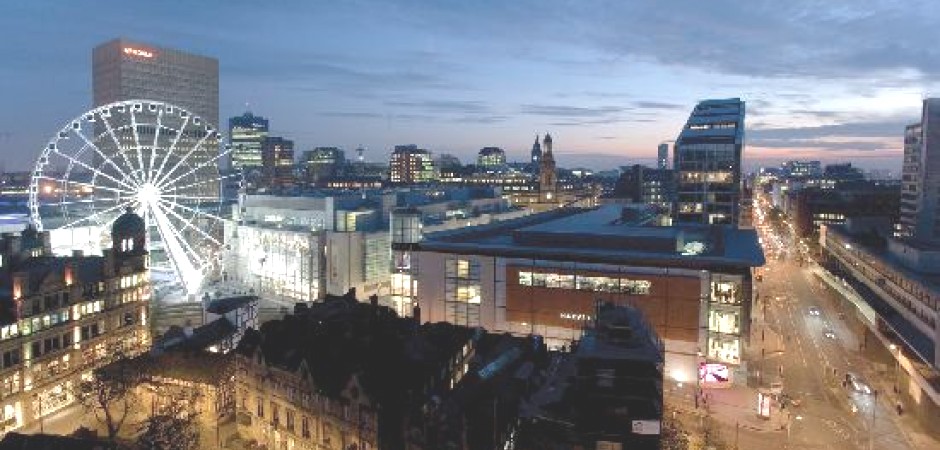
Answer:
262 137 295 188
897 98 940 243
229 112 270 171
658 142 669 169
93 38 219 128
673 98 745 226
93 38 221 194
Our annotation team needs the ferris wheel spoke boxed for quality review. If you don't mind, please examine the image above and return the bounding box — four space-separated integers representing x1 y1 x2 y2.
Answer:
156 198 223 246
97 110 144 186
160 194 221 202
58 198 134 230
152 202 207 265
148 108 164 182
151 115 191 187
129 110 147 184
153 130 213 189
156 144 231 191
160 199 225 229
34 175 133 196
73 126 141 188
149 200 205 294
50 148 139 192
163 171 237 196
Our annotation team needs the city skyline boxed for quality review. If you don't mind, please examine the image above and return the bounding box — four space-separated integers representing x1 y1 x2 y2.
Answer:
2 1 939 172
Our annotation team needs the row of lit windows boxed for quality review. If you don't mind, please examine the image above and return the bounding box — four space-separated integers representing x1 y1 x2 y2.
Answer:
688 122 737 130
517 271 652 295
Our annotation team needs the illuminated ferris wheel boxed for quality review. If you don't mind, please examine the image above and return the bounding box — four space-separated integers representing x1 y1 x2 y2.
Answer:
28 100 232 294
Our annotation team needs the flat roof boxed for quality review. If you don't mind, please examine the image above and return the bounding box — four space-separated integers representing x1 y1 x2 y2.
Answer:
417 205 764 270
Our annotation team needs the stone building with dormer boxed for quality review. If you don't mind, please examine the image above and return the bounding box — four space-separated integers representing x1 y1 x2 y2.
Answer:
0 209 151 435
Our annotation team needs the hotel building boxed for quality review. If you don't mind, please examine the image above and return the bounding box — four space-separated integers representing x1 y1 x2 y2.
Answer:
397 205 764 385
0 210 151 435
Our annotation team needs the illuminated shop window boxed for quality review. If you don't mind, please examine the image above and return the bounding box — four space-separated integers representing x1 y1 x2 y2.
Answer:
707 335 740 365
520 271 651 295
445 258 481 326
710 278 741 305
708 309 740 334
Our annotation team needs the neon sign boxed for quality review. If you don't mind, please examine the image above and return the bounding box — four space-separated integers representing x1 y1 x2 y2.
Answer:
123 47 154 58
699 362 730 384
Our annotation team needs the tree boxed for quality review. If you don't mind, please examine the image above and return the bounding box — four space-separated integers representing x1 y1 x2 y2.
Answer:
75 353 145 442
136 385 201 450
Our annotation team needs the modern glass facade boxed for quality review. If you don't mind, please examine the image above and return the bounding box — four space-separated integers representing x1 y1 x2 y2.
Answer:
673 98 745 226
705 274 744 364
229 112 269 170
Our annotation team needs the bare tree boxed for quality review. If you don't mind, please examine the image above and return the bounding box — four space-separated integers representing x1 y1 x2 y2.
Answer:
75 353 145 443
136 383 202 450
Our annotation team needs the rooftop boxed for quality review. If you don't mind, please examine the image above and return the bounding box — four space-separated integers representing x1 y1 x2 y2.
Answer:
206 295 258 314
416 205 764 270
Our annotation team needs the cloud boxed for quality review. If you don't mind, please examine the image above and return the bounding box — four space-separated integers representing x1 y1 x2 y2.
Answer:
385 99 490 114
633 101 685 110
749 139 892 151
318 112 384 119
521 104 624 118
749 120 910 140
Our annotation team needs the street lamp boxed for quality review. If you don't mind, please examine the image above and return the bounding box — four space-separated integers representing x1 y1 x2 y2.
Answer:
890 344 901 395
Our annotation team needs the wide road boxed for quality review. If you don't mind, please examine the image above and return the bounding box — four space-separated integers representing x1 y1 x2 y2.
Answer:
748 201 920 449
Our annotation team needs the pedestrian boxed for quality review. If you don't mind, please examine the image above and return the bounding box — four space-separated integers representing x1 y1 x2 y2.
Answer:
896 402 903 415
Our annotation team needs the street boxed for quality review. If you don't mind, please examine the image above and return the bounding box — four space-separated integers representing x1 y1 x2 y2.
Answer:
731 197 937 449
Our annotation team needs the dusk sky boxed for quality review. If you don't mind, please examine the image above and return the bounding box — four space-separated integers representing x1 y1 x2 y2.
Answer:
1 0 938 173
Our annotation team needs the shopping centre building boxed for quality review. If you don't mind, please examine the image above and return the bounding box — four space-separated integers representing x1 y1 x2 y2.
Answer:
396 205 764 385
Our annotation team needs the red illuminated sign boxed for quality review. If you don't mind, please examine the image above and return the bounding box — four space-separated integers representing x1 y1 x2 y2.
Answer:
699 362 731 384
123 47 154 58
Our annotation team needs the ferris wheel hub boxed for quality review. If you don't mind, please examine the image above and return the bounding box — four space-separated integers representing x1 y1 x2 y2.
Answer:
137 182 160 207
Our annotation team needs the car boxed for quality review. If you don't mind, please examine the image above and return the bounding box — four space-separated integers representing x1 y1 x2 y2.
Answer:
845 372 872 394
823 329 836 339
808 307 821 316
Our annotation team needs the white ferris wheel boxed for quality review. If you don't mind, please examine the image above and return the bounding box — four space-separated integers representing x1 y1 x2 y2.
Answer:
28 100 232 295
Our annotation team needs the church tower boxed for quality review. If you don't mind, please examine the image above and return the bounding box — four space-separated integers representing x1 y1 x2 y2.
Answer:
530 134 542 172
539 133 557 201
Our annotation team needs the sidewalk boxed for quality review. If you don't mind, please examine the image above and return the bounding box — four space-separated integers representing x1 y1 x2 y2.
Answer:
704 386 788 433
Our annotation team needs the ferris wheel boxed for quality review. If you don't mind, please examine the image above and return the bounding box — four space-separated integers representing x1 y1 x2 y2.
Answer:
29 100 233 295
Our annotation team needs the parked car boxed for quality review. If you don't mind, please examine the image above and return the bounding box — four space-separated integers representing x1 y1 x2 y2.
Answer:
808 306 821 316
823 329 836 339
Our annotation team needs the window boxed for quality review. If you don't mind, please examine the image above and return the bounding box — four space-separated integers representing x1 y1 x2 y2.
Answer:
272 402 280 426
302 416 310 438
257 397 264 418
445 258 482 326
286 410 295 432
518 271 533 286
2 350 20 368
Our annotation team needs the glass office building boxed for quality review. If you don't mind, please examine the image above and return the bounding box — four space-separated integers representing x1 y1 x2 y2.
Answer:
673 98 745 226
